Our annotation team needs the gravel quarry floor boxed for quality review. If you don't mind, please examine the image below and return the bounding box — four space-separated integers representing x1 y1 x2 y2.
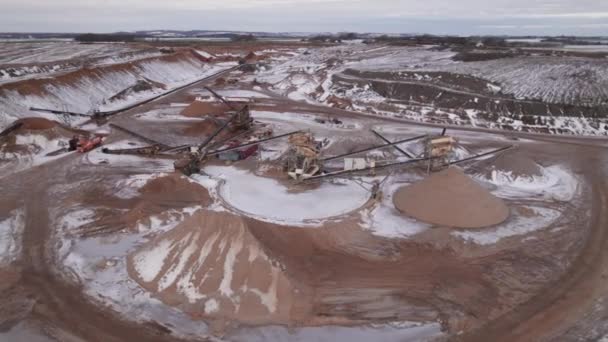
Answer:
1 41 608 342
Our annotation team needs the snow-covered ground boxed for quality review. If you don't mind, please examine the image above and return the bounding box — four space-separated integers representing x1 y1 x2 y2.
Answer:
428 57 608 107
225 321 443 342
453 164 580 244
250 44 608 135
248 45 456 104
0 42 136 65
0 42 165 85
481 165 580 202
0 321 54 342
0 209 24 265
55 174 444 341
453 206 562 245
353 159 579 244
0 55 236 130
252 110 362 131
0 134 74 180
133 107 203 121
203 165 370 225
191 88 270 99
57 205 212 340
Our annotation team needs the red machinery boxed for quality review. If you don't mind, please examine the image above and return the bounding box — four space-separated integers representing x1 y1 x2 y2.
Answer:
69 135 103 153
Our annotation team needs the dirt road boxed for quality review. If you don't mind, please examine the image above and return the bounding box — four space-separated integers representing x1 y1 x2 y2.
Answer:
457 163 608 342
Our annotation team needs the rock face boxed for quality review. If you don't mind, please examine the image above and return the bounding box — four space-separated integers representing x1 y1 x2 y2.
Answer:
393 167 509 229
127 210 305 325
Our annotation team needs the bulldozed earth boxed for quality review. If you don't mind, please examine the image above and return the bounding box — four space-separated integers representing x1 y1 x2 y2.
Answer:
1 39 608 342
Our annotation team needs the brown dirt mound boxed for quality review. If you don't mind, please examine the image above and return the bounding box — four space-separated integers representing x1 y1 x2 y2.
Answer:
393 167 509 229
478 151 543 179
181 118 222 137
74 173 212 237
0 50 200 98
16 117 58 130
127 210 306 327
180 100 227 117
244 51 257 60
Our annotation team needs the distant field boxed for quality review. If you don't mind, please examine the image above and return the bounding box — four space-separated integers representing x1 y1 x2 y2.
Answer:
0 41 137 65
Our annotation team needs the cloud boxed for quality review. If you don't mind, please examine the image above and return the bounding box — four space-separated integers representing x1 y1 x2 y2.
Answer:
1 0 607 35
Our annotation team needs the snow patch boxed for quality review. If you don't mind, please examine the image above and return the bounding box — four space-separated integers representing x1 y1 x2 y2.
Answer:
204 299 219 314
0 209 24 265
483 165 580 202
205 165 370 225
219 231 244 297
359 180 430 238
133 239 174 283
453 206 562 245
226 320 444 342
195 50 215 59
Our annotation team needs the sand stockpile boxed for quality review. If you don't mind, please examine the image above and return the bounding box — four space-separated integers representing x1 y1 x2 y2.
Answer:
15 117 58 130
3 117 92 139
127 210 306 326
393 167 509 229
180 100 227 117
74 173 212 237
181 118 223 137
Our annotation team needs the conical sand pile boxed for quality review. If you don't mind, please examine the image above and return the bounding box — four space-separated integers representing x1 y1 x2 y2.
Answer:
393 167 509 229
127 210 305 325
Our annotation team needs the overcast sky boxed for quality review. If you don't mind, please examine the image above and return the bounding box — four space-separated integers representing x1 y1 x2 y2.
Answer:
2 0 608 36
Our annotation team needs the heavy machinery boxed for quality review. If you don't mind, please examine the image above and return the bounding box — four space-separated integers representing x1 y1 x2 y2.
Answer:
95 87 298 176
424 135 456 172
284 132 324 181
204 86 253 132
172 113 300 175
303 128 513 182
173 106 246 175
282 131 429 182
68 135 104 153
171 86 259 175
